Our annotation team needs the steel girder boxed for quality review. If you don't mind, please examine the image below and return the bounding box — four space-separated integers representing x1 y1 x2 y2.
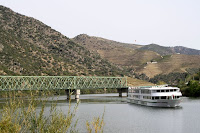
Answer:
0 76 127 91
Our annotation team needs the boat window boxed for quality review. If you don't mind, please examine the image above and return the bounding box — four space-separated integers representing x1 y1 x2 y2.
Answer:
174 89 177 92
170 89 173 92
155 97 159 100
144 96 150 99
161 96 166 99
141 90 150 94
161 90 165 92
135 90 139 93
177 96 179 98
134 95 139 98
166 90 169 92
156 90 160 92
152 97 155 100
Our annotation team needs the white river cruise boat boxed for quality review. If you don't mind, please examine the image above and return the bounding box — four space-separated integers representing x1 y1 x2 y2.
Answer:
127 85 182 107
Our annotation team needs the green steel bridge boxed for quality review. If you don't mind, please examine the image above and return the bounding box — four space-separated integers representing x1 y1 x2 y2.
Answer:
0 76 128 98
0 76 127 91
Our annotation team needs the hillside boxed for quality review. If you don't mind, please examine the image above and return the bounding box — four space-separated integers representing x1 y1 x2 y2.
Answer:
73 34 160 68
138 44 200 56
172 46 200 55
127 77 154 86
0 6 123 76
73 35 200 78
138 44 175 56
137 54 200 78
73 34 142 52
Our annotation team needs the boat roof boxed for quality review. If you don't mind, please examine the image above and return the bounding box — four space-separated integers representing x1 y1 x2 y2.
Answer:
129 85 179 90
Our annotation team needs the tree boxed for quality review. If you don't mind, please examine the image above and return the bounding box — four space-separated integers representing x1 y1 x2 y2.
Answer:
186 80 200 97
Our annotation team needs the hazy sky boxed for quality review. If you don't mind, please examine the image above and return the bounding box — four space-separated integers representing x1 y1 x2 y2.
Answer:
1 0 200 49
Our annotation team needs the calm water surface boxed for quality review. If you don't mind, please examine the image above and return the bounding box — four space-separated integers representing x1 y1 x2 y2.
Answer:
1 93 200 133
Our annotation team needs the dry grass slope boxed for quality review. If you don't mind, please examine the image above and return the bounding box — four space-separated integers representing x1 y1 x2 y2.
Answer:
73 34 160 67
127 77 154 86
138 54 200 77
73 34 200 78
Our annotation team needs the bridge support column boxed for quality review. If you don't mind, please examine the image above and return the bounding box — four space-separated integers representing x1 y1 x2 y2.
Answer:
75 89 80 99
117 88 128 97
118 88 122 97
65 89 71 99
126 88 128 97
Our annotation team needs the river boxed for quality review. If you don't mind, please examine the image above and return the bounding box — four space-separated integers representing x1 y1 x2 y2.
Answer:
1 93 200 133
51 93 200 133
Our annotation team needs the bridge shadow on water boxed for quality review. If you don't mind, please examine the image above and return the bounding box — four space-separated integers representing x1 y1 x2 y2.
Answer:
50 93 128 105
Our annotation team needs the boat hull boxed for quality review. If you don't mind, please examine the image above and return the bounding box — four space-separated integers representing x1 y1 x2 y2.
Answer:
127 98 181 108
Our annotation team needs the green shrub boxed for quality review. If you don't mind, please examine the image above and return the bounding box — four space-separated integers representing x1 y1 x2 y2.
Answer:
0 91 78 133
185 80 200 97
0 90 105 132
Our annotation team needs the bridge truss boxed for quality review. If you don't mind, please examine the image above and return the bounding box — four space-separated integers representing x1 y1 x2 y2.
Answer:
0 76 127 91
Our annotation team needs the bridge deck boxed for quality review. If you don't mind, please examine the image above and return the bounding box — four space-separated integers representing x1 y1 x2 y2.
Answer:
0 76 127 91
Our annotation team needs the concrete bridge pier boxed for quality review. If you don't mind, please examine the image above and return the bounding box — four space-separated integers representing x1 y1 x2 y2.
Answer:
65 89 71 99
118 88 123 97
75 89 80 99
118 88 128 97
65 89 80 99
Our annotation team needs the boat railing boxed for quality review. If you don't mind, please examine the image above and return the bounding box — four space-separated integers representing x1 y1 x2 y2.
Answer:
129 84 168 89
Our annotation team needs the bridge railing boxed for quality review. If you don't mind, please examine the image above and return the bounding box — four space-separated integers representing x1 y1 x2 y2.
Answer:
0 76 127 91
